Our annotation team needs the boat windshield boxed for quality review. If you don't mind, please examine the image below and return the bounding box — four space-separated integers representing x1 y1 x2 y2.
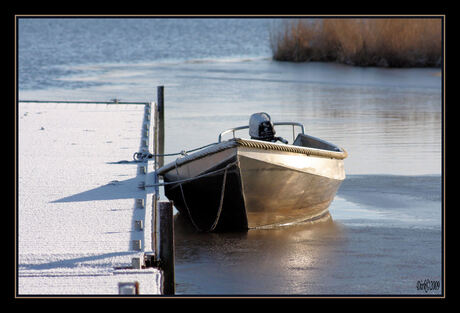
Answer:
218 122 305 143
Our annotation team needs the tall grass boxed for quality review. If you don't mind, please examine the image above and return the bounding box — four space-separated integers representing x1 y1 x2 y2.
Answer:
270 18 442 67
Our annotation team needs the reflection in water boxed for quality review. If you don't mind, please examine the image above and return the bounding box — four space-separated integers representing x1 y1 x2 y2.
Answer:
172 171 442 295
174 213 345 295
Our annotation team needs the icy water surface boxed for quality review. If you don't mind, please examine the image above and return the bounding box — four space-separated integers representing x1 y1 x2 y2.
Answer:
174 174 442 295
18 18 443 296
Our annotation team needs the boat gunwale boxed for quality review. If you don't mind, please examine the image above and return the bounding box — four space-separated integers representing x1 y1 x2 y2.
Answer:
157 137 347 176
234 138 348 160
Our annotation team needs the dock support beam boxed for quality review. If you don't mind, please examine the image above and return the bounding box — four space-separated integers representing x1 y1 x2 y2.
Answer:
158 200 175 295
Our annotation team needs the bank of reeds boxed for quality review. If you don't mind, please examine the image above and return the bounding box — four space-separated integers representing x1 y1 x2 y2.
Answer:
270 19 442 67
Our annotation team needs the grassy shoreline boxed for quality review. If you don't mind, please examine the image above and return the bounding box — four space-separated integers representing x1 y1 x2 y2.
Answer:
270 19 442 67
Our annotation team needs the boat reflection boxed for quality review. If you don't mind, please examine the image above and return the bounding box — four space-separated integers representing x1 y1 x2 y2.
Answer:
173 213 344 294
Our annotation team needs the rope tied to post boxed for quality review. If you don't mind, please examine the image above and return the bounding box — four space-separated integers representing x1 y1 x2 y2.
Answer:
144 161 237 188
132 142 219 162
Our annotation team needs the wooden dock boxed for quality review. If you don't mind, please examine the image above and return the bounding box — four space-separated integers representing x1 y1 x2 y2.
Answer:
17 87 174 296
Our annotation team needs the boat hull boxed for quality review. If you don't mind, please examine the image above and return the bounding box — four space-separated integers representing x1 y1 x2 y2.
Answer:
238 153 343 228
162 153 248 231
160 142 345 231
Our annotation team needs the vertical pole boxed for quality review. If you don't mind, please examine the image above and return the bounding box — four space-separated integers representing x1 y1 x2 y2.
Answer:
152 101 159 254
292 125 295 143
153 101 159 169
157 86 165 168
151 94 160 260
158 200 175 295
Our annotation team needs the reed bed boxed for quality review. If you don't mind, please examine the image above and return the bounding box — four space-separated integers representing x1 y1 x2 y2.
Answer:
270 18 442 67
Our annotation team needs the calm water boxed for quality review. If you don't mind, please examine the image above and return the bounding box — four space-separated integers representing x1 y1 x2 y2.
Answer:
18 18 443 295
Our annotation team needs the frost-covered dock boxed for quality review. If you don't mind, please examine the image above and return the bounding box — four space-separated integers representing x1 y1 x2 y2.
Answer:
17 99 164 295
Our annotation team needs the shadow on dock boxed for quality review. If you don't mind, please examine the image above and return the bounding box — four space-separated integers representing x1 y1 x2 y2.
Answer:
19 251 135 271
51 174 150 203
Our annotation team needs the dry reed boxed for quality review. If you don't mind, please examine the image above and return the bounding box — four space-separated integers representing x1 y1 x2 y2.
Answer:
270 18 442 67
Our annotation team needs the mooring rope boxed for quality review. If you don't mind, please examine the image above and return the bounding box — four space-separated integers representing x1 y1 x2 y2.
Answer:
132 142 219 162
174 158 202 231
143 160 235 232
144 161 237 188
172 160 235 232
208 162 230 232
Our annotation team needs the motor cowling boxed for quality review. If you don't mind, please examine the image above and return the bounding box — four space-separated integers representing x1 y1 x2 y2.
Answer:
249 112 276 141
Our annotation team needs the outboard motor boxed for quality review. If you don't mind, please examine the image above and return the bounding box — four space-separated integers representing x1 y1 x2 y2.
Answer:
249 112 288 144
249 112 275 141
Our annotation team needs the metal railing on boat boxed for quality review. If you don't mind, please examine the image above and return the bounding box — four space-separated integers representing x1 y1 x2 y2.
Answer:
218 122 305 143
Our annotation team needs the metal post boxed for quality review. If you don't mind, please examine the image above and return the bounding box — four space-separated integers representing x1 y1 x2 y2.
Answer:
157 86 165 168
158 200 175 295
292 125 295 143
151 97 160 256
